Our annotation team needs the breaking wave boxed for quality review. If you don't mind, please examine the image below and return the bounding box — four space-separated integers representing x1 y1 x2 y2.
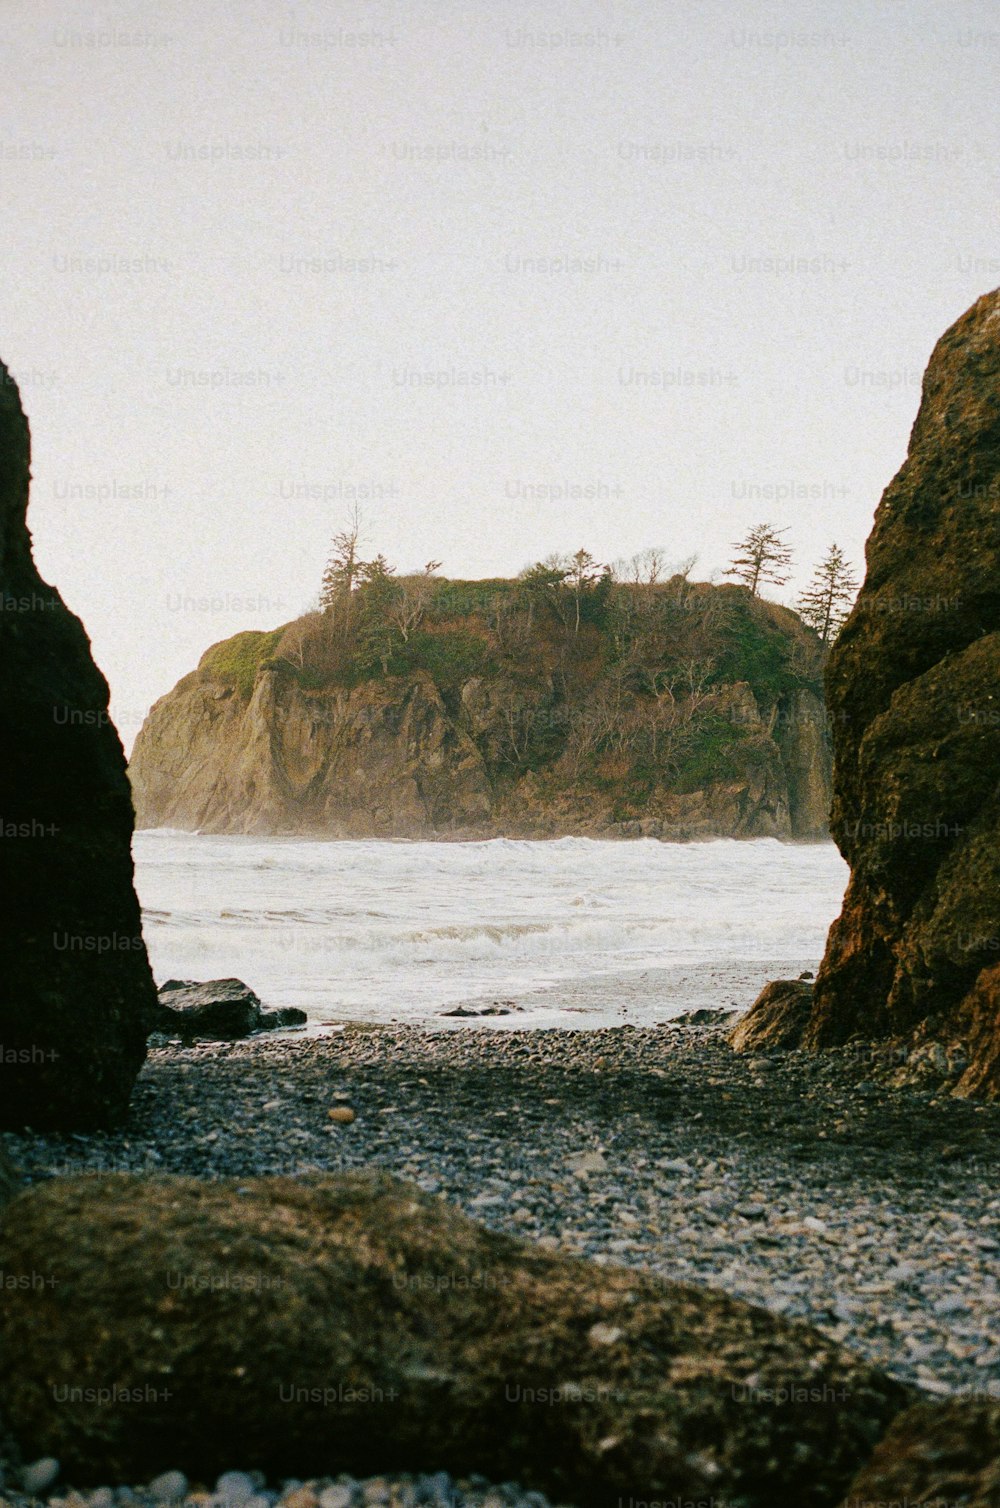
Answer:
133 832 848 1029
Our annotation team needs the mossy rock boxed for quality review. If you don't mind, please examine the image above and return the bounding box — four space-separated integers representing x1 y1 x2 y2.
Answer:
0 1171 913 1506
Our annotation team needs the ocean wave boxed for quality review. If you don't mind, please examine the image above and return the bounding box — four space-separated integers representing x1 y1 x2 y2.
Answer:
133 832 847 1028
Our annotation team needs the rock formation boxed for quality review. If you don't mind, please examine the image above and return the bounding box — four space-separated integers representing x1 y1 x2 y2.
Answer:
153 978 307 1038
840 1396 1000 1507
129 587 832 841
130 670 495 838
732 288 1000 1097
729 979 814 1052
0 1170 910 1506
0 359 156 1129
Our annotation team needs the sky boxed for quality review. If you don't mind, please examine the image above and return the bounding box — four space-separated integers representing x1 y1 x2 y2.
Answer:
2 0 998 750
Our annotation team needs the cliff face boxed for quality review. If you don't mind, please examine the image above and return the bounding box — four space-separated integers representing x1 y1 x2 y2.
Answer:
772 688 832 839
0 359 156 1129
733 288 1000 1098
130 668 493 837
130 581 832 840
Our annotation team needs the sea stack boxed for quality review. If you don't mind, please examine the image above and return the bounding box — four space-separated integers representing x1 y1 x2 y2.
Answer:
0 358 156 1129
734 288 1000 1097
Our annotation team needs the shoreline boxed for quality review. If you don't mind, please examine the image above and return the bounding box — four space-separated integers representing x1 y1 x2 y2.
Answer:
4 1019 998 1403
135 827 838 845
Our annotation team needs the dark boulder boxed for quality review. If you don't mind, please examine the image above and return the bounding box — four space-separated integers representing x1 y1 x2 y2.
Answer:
733 289 1000 1096
152 978 307 1039
0 359 155 1129
0 1171 912 1507
0 1148 22 1210
839 1396 1000 1507
672 1007 739 1028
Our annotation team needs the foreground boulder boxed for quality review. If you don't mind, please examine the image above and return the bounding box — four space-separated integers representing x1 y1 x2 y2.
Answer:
840 1397 1000 1507
153 978 307 1039
733 289 1000 1096
0 360 155 1129
0 1148 22 1210
0 1172 911 1507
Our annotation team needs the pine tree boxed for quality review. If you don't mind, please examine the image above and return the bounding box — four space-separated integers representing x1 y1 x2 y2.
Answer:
355 554 398 675
566 548 603 634
797 544 859 645
517 559 570 628
725 523 793 596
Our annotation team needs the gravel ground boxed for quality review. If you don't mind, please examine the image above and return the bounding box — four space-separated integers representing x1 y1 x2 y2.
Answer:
2 1017 999 1503
0 1464 558 1508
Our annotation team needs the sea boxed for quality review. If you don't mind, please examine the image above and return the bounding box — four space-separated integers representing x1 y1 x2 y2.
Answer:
133 832 849 1032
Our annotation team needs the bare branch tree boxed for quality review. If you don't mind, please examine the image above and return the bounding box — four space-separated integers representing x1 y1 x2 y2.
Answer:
387 573 435 643
725 523 793 596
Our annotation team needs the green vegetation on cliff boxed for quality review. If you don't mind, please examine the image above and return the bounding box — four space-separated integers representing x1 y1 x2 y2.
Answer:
191 561 827 828
199 627 287 699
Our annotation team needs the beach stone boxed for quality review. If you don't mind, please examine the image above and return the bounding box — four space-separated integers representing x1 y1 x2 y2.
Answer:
413 1476 453 1505
20 1459 60 1495
360 1482 390 1506
673 1008 734 1027
257 1008 309 1032
327 1106 356 1125
566 1150 607 1176
0 360 155 1129
839 1396 1000 1506
147 1472 188 1503
153 981 263 1040
316 1491 353 1508
216 1473 258 1505
282 1490 317 1508
0 1171 911 1506
317 1490 354 1508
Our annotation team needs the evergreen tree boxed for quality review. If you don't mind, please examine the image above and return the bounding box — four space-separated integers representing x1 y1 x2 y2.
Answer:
566 548 603 634
355 554 398 675
725 523 792 596
517 559 570 628
797 544 859 645
320 506 363 610
357 552 394 588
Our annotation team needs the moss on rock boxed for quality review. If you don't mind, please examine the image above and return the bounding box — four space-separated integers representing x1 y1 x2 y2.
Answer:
0 1171 912 1507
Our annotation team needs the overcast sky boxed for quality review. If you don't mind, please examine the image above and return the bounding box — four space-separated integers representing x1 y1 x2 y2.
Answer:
2 0 998 749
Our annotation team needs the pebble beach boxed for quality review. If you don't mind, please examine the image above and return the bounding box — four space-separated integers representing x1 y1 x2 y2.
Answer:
2 1016 999 1505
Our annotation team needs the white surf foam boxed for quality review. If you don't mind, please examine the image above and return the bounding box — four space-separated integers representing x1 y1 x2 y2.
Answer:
133 832 848 1029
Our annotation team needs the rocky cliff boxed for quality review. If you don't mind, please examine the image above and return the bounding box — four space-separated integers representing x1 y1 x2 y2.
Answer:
733 288 1000 1098
130 581 833 840
0 359 156 1129
132 670 494 838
